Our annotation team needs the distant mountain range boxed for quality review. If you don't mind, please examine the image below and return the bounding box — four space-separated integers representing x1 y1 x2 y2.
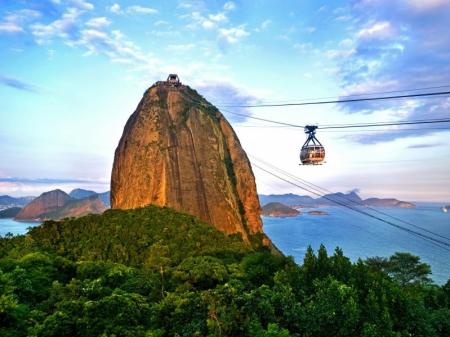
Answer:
259 192 415 208
0 195 35 208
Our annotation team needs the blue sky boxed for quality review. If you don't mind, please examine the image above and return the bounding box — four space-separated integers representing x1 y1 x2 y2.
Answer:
1 0 450 201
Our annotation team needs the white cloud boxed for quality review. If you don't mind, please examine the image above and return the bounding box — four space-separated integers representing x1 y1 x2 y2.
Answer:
335 15 352 22
218 25 249 44
126 5 158 15
108 4 157 15
325 48 356 59
0 9 41 34
31 8 82 44
109 3 121 14
86 17 111 28
69 0 94 11
404 0 450 11
154 20 169 26
357 21 394 40
261 19 271 30
202 20 215 29
209 13 227 22
223 1 236 11
77 28 161 70
166 43 195 52
0 22 23 33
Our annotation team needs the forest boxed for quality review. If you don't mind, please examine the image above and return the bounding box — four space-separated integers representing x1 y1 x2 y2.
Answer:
0 205 449 336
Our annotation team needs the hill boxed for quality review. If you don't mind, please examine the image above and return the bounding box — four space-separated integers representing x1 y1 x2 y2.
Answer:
15 189 107 221
15 189 72 220
0 205 448 336
43 195 107 220
0 195 34 207
364 198 415 208
69 188 111 208
259 193 316 206
69 188 97 199
0 207 22 218
261 202 300 217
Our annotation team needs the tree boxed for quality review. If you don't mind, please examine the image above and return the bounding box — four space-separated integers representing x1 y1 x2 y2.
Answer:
386 252 431 285
365 256 390 273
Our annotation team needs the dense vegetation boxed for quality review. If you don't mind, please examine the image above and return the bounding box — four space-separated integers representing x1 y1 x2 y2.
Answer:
0 206 449 336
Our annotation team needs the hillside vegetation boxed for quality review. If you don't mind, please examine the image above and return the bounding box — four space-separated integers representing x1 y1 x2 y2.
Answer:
0 206 449 337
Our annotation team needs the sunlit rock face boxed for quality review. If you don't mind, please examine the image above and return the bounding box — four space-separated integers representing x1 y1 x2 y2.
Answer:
111 80 263 241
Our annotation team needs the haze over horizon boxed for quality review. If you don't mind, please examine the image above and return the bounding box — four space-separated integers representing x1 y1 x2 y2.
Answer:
1 0 450 202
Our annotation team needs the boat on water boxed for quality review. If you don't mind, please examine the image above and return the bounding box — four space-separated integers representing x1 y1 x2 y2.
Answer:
442 206 449 213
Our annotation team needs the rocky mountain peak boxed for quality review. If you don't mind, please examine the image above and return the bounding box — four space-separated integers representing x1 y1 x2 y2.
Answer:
110 79 263 241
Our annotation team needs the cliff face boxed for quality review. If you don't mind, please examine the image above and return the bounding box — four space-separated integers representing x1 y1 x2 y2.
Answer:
15 189 72 220
111 81 263 241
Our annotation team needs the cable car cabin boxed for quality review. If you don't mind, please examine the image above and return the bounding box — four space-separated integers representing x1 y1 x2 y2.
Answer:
167 74 180 87
300 125 325 165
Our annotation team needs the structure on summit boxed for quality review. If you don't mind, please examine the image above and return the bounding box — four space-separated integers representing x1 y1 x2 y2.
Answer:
111 75 264 242
167 74 180 87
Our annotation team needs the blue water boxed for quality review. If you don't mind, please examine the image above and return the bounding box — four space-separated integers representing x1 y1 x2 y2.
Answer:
263 203 450 285
0 218 41 236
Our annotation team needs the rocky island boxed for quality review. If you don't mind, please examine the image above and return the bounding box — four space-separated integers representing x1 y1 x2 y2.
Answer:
261 202 301 217
307 210 329 216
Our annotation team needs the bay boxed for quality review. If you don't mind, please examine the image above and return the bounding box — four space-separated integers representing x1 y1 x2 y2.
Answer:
0 218 41 236
263 203 450 284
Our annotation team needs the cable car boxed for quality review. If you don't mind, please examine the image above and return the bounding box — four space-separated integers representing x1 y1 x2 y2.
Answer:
300 125 325 165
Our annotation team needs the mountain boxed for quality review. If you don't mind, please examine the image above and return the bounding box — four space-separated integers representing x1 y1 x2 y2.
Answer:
316 191 363 206
0 195 34 207
98 191 110 208
259 191 415 208
364 198 415 208
259 193 316 206
15 189 107 221
261 202 300 217
43 195 107 219
0 207 22 218
15 189 72 220
69 188 97 199
111 79 263 242
69 189 111 207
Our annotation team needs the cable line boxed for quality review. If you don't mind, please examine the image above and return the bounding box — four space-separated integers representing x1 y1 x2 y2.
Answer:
252 162 450 252
212 85 450 105
250 155 450 243
222 107 450 130
219 90 450 108
182 90 450 131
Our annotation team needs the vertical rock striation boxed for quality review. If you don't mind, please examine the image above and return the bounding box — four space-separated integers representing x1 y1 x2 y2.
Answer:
111 80 263 241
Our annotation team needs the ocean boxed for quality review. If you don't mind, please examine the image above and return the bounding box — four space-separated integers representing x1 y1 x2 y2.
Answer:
0 219 41 236
263 203 450 285
1 204 449 284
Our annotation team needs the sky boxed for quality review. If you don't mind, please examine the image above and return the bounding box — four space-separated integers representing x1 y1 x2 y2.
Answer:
0 0 450 202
